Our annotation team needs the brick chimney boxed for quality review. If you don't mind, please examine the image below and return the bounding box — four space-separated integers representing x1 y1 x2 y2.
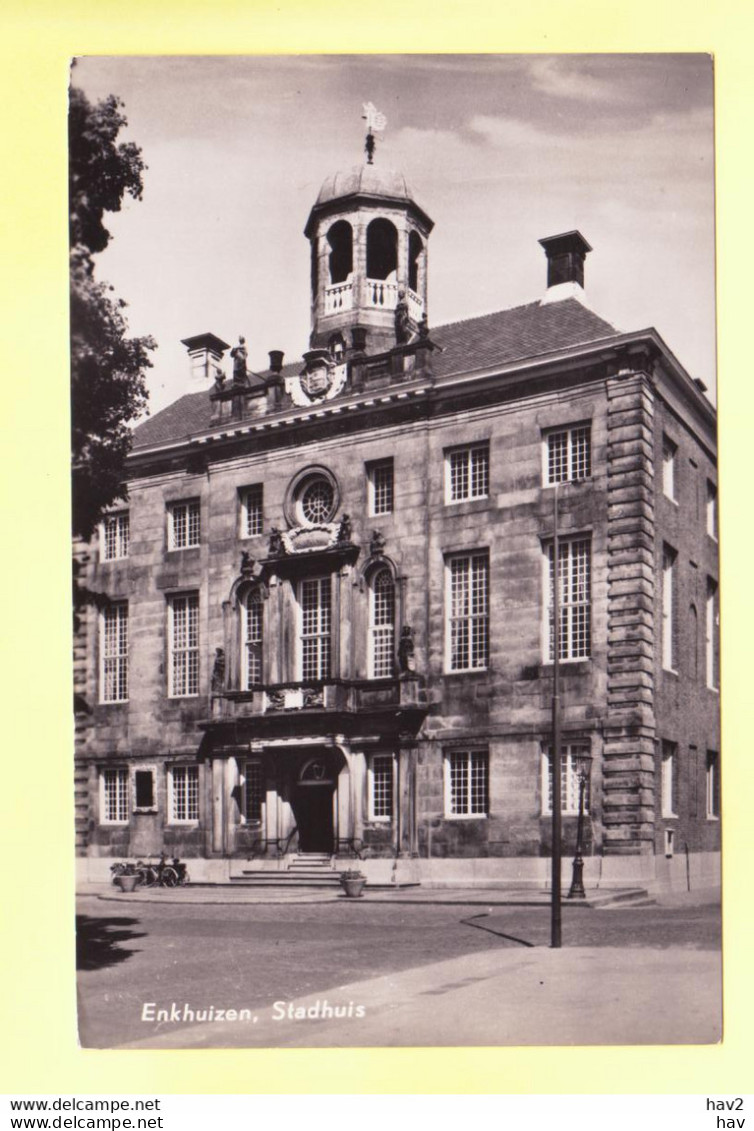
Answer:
181 333 231 391
538 231 592 305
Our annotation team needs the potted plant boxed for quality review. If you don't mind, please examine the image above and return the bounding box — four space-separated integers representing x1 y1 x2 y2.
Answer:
113 863 141 893
340 868 367 898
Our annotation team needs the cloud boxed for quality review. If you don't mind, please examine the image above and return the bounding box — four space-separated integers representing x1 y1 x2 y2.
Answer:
526 57 614 102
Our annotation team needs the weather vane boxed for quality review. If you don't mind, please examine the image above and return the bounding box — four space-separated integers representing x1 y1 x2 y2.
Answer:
362 102 387 164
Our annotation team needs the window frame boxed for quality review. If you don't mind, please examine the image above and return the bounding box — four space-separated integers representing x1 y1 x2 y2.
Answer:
543 536 592 664
661 543 678 673
168 591 200 698
661 740 678 818
133 766 157 813
444 748 489 818
541 743 592 816
542 423 592 487
444 443 490 504
705 750 720 820
368 753 395 821
101 510 130 562
706 480 718 541
367 459 394 517
706 577 719 690
167 498 201 551
100 601 129 703
240 484 264 539
445 550 490 673
298 575 332 681
242 758 265 825
241 586 264 690
662 435 678 503
100 767 129 825
368 566 396 679
168 764 200 824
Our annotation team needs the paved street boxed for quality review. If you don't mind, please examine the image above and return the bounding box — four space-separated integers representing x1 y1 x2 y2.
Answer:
76 893 721 1049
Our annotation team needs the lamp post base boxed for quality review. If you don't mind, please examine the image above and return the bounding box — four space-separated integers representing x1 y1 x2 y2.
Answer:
568 855 586 899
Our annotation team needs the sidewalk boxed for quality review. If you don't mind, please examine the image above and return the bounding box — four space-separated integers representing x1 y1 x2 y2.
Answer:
77 880 719 908
117 941 722 1049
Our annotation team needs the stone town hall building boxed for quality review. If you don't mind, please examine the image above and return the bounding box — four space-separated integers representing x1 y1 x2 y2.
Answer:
74 152 720 890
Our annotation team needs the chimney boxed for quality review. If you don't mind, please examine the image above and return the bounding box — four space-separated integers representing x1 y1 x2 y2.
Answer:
268 350 284 374
538 231 592 305
181 333 231 391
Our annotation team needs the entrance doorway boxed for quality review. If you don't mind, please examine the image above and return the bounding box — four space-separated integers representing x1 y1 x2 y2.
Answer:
292 756 336 853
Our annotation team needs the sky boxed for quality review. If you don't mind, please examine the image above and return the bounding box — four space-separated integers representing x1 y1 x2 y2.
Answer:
73 54 716 415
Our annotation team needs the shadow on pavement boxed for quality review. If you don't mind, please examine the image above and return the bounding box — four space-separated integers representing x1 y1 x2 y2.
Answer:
76 914 146 971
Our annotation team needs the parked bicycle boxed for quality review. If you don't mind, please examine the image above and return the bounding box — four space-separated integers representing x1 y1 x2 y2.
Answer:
110 853 190 888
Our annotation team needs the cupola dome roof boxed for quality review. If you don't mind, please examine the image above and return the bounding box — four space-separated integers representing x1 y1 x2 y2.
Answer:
314 163 416 208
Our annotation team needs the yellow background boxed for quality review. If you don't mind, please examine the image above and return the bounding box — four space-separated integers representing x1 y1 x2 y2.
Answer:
1 0 750 1095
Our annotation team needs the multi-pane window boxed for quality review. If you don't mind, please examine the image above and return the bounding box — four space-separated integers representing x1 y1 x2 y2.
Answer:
661 741 678 817
243 759 264 823
706 480 718 540
446 444 489 503
102 511 129 561
168 499 201 550
705 751 719 819
542 744 591 815
545 537 591 662
170 765 199 822
101 602 129 702
544 425 591 485
368 459 394 516
243 588 263 689
445 750 488 817
300 478 335 525
369 567 395 678
241 485 263 537
300 577 331 680
101 768 129 823
706 578 719 690
446 551 489 671
662 544 677 671
369 754 394 820
169 592 199 696
662 435 677 501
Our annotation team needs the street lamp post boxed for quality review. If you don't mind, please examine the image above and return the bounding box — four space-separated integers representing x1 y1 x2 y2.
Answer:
567 754 593 900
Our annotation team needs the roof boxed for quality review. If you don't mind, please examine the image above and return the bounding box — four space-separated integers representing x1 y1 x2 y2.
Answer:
314 164 416 209
131 298 618 451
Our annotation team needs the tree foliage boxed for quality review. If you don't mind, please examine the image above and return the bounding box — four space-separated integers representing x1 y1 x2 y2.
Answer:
69 82 156 541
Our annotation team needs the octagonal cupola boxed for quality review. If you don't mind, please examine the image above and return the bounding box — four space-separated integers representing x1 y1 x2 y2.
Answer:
305 149 434 357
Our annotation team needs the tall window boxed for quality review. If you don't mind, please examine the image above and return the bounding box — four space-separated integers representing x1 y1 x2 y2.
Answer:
241 485 263 537
300 577 331 680
168 500 201 550
102 511 129 561
662 544 677 671
369 568 395 678
544 425 591 485
170 765 199 822
705 751 719 819
101 602 129 702
101 768 129 823
169 592 199 697
368 459 394 516
706 578 719 689
446 444 489 503
661 740 678 817
445 750 488 817
242 588 263 689
662 435 677 501
542 744 591 815
446 551 489 671
134 769 155 810
243 759 264 823
545 537 591 662
369 754 394 820
706 480 718 540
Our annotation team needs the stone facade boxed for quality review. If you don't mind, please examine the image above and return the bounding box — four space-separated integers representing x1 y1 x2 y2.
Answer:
73 161 719 890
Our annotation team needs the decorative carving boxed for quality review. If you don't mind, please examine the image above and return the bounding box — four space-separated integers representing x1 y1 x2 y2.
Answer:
370 530 387 557
395 290 411 345
268 527 286 557
240 551 255 575
398 625 416 674
302 688 324 709
338 513 352 544
266 690 285 710
211 648 226 693
230 336 248 385
212 363 226 390
418 316 430 340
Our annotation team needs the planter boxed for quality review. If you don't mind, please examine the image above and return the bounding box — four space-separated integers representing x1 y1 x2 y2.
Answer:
115 873 140 893
340 876 366 898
